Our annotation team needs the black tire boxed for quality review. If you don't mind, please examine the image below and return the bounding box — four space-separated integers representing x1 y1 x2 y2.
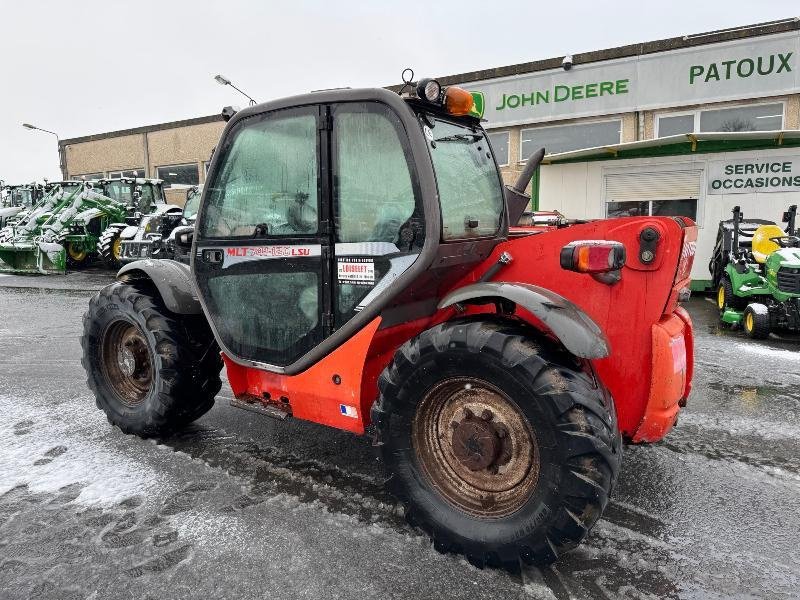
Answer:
743 303 770 339
81 281 222 437
98 226 124 269
64 241 92 269
717 277 747 313
371 317 621 570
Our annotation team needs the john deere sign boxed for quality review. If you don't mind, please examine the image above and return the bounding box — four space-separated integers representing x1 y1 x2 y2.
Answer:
708 156 800 195
470 31 799 128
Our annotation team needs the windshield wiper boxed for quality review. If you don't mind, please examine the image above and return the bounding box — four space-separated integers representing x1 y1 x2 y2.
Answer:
433 133 483 143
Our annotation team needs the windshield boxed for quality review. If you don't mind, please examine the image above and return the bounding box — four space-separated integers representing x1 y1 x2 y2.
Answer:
184 188 201 219
424 116 504 240
10 189 32 206
103 181 133 204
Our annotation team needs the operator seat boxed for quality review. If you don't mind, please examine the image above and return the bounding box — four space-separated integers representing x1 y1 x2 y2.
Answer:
751 224 785 263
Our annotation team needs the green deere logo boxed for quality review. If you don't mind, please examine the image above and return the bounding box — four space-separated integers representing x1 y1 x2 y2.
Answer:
470 92 485 119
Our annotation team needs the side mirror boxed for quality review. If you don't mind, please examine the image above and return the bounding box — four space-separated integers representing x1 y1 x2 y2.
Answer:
176 228 194 249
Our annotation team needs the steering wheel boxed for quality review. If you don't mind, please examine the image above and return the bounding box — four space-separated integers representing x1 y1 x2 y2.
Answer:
769 235 800 248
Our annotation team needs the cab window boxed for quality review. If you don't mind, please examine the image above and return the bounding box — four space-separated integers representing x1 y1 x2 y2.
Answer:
333 103 419 245
201 110 318 238
426 118 504 240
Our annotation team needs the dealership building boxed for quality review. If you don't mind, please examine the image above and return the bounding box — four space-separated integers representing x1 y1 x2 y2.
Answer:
60 18 800 285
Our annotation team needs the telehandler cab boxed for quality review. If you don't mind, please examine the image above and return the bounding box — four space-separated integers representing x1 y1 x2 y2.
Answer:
82 81 696 568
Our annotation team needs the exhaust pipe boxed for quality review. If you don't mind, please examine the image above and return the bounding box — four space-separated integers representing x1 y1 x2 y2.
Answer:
505 148 545 226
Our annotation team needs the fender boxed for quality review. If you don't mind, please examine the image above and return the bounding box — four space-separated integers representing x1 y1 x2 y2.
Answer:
117 259 202 315
438 282 609 359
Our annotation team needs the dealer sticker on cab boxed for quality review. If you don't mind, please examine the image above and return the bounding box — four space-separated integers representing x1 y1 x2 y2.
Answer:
337 257 375 286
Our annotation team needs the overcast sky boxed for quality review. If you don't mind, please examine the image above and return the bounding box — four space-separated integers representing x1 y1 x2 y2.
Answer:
1 1 797 182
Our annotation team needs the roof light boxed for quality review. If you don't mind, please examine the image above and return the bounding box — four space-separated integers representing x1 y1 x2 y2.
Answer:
416 78 442 103
444 86 475 116
560 241 626 274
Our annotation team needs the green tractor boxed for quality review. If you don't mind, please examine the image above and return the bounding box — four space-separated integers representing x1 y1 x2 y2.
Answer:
92 177 167 268
0 182 44 228
0 177 167 273
0 182 126 273
713 204 800 338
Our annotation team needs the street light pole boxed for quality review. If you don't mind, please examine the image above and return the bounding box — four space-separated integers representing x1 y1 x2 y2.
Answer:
214 74 257 106
22 123 65 179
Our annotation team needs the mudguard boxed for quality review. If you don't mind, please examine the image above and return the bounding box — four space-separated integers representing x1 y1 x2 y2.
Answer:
117 259 202 314
438 281 610 359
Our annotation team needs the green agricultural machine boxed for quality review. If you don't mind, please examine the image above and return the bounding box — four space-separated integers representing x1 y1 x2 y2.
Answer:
0 182 125 273
0 177 166 273
118 184 199 265
713 205 800 338
93 177 167 268
0 183 44 228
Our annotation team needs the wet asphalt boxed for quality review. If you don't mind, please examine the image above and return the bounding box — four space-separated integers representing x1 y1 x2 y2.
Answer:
0 269 798 599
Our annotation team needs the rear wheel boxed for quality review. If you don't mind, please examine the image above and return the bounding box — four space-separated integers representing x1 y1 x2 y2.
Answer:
372 317 621 569
81 281 222 436
743 303 770 339
98 226 124 269
717 277 746 314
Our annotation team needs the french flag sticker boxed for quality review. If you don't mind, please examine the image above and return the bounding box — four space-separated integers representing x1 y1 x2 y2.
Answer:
339 404 358 418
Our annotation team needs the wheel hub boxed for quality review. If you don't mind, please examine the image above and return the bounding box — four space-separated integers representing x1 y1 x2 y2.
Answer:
412 377 539 518
118 346 136 376
101 320 153 406
451 408 512 473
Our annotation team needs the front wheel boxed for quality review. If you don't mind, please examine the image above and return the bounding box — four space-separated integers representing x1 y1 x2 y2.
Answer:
743 303 770 339
372 317 621 569
81 281 222 436
98 226 124 269
65 241 91 269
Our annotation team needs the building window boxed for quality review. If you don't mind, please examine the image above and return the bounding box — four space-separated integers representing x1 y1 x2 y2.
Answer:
156 163 200 188
657 114 694 137
108 169 145 179
606 199 698 220
657 102 784 137
604 169 702 222
72 172 104 181
521 119 621 159
487 131 510 166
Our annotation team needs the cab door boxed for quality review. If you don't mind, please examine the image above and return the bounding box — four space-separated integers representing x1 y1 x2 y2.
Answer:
193 106 331 369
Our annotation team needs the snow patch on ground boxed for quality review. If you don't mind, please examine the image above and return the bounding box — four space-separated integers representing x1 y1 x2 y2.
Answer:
733 342 799 361
679 412 800 441
0 393 170 507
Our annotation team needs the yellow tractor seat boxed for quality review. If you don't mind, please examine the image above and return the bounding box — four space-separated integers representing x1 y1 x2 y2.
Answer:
751 224 785 263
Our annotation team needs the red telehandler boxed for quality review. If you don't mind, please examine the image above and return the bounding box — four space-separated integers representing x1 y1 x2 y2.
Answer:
82 80 696 569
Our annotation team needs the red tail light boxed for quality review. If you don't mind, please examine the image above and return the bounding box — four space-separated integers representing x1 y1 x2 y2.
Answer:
675 237 697 284
560 241 626 273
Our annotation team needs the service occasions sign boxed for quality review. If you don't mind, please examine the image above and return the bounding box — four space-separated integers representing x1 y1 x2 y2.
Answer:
469 31 800 128
707 156 800 194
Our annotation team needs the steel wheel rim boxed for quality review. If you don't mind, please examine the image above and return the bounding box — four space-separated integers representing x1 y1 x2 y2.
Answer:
68 243 87 261
745 312 754 331
412 377 539 519
112 238 122 259
100 320 153 407
717 286 725 309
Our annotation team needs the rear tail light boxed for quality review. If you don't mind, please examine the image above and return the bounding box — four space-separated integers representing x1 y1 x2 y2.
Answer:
675 238 696 284
560 240 626 273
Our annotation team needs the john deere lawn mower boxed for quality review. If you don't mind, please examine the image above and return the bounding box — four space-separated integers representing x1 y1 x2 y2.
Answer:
713 205 800 338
